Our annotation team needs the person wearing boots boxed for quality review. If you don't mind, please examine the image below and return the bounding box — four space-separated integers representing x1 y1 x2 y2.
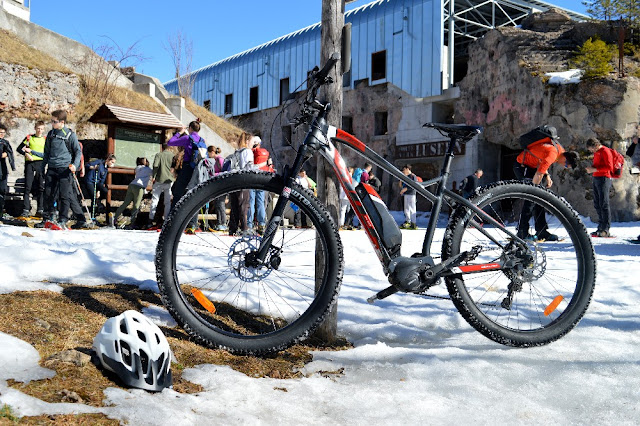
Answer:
585 138 614 238
0 124 16 222
37 110 82 229
109 157 152 229
513 131 578 241
16 121 46 218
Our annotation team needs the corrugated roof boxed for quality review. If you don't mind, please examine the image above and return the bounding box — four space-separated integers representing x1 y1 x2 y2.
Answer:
88 104 183 129
166 0 587 86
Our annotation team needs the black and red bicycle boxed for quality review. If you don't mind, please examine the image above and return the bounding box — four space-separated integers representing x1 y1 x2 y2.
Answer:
155 56 596 355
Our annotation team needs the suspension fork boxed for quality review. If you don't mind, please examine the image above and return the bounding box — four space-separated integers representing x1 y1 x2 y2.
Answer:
253 114 328 263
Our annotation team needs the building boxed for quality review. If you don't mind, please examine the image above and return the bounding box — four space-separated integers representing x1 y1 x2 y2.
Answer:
0 0 29 21
165 0 586 208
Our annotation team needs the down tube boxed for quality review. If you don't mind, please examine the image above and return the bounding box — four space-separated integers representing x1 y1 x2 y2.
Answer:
316 136 392 264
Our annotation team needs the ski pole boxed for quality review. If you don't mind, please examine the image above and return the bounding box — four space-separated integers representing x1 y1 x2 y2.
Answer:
92 176 97 220
72 173 94 222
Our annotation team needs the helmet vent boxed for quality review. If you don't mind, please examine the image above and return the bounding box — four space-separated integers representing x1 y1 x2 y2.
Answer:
120 341 132 366
119 319 128 334
155 333 161 344
137 330 147 342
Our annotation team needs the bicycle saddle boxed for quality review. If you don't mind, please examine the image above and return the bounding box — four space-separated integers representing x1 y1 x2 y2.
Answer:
423 123 482 143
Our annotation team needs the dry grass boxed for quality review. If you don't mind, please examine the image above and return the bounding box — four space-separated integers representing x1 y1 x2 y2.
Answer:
185 98 244 145
0 30 70 73
73 82 167 123
0 284 350 424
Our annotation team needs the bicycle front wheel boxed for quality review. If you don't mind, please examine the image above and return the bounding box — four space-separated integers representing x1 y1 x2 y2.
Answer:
155 171 343 355
443 181 596 347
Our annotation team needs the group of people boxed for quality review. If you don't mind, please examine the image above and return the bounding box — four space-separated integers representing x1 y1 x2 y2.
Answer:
164 125 275 236
0 110 95 229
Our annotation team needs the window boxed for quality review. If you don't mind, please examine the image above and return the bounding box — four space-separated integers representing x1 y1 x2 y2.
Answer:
280 78 290 105
203 100 211 111
342 116 353 135
249 86 259 110
374 111 388 136
371 50 387 81
342 68 351 88
224 94 233 115
282 125 292 146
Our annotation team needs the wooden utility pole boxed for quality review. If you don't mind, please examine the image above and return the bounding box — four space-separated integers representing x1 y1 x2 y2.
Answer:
315 0 346 342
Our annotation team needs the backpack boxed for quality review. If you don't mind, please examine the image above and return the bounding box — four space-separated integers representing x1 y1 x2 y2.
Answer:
518 125 560 166
213 155 224 175
609 147 625 178
222 148 250 172
188 135 207 169
519 125 558 150
352 168 364 184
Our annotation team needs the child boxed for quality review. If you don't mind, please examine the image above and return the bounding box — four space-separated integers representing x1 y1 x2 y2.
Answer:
109 157 152 228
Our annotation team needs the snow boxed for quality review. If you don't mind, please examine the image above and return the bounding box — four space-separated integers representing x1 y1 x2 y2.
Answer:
545 69 583 85
1 215 640 424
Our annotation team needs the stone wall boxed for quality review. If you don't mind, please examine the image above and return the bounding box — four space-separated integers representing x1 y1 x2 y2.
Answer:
454 17 640 221
0 62 79 118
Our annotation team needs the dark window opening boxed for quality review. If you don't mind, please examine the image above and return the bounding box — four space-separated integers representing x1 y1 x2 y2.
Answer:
280 78 290 105
372 50 387 81
224 94 233 115
374 111 388 136
342 116 353 135
249 86 259 110
203 100 211 111
342 68 351 88
282 125 292 146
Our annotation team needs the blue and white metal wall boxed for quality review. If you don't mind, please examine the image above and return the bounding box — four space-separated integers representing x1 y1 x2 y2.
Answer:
165 0 442 116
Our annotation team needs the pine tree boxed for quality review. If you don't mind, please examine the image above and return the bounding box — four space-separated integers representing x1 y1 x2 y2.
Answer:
570 38 616 79
583 0 620 20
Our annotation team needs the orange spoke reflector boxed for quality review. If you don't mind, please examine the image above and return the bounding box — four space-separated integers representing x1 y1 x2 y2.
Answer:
191 288 216 314
544 295 564 316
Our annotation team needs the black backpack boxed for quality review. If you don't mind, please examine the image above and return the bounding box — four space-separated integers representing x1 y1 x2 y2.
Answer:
519 125 559 150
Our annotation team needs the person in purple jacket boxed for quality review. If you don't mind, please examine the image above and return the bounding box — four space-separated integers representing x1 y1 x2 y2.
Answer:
167 119 206 211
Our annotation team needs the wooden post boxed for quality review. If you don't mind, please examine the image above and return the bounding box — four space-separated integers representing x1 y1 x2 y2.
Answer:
315 0 345 343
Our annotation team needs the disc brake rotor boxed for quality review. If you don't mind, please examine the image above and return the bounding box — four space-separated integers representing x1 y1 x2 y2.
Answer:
227 235 272 282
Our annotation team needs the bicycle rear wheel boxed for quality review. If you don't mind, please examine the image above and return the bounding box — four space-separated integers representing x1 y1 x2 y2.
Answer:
155 171 343 355
443 181 596 346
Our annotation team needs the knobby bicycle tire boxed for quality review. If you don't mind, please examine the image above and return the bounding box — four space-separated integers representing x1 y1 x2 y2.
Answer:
442 180 596 347
155 171 343 355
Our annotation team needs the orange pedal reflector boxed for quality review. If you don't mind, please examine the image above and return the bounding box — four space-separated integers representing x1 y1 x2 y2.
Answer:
191 288 216 314
544 295 564 316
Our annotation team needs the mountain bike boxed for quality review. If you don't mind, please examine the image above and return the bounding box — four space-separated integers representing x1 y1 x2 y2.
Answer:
155 55 596 355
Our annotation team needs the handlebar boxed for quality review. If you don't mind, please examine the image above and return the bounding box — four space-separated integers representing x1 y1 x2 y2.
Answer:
290 53 340 128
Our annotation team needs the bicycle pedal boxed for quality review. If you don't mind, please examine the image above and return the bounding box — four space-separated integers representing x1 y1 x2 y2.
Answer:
367 286 399 303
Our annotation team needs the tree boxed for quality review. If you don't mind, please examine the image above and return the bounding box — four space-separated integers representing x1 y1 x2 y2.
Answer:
164 30 195 99
583 0 620 21
315 0 345 343
69 37 147 116
571 38 616 79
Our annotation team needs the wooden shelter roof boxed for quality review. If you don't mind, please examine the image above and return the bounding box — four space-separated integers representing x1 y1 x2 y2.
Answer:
88 104 183 129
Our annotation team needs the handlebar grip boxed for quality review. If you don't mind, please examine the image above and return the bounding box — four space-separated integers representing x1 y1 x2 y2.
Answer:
315 52 340 82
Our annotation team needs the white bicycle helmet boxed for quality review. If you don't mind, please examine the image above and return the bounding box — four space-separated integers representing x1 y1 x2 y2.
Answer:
93 310 173 392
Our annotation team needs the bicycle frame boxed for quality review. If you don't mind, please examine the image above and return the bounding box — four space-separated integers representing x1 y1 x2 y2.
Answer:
256 105 522 279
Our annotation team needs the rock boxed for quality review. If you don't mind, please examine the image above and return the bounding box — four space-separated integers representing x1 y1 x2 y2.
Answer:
45 349 91 367
58 389 84 404
521 8 572 32
455 15 640 221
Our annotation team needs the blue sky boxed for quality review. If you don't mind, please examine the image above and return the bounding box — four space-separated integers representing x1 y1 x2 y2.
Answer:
30 0 587 84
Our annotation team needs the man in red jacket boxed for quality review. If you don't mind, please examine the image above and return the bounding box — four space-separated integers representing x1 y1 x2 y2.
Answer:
586 138 614 237
514 134 579 241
